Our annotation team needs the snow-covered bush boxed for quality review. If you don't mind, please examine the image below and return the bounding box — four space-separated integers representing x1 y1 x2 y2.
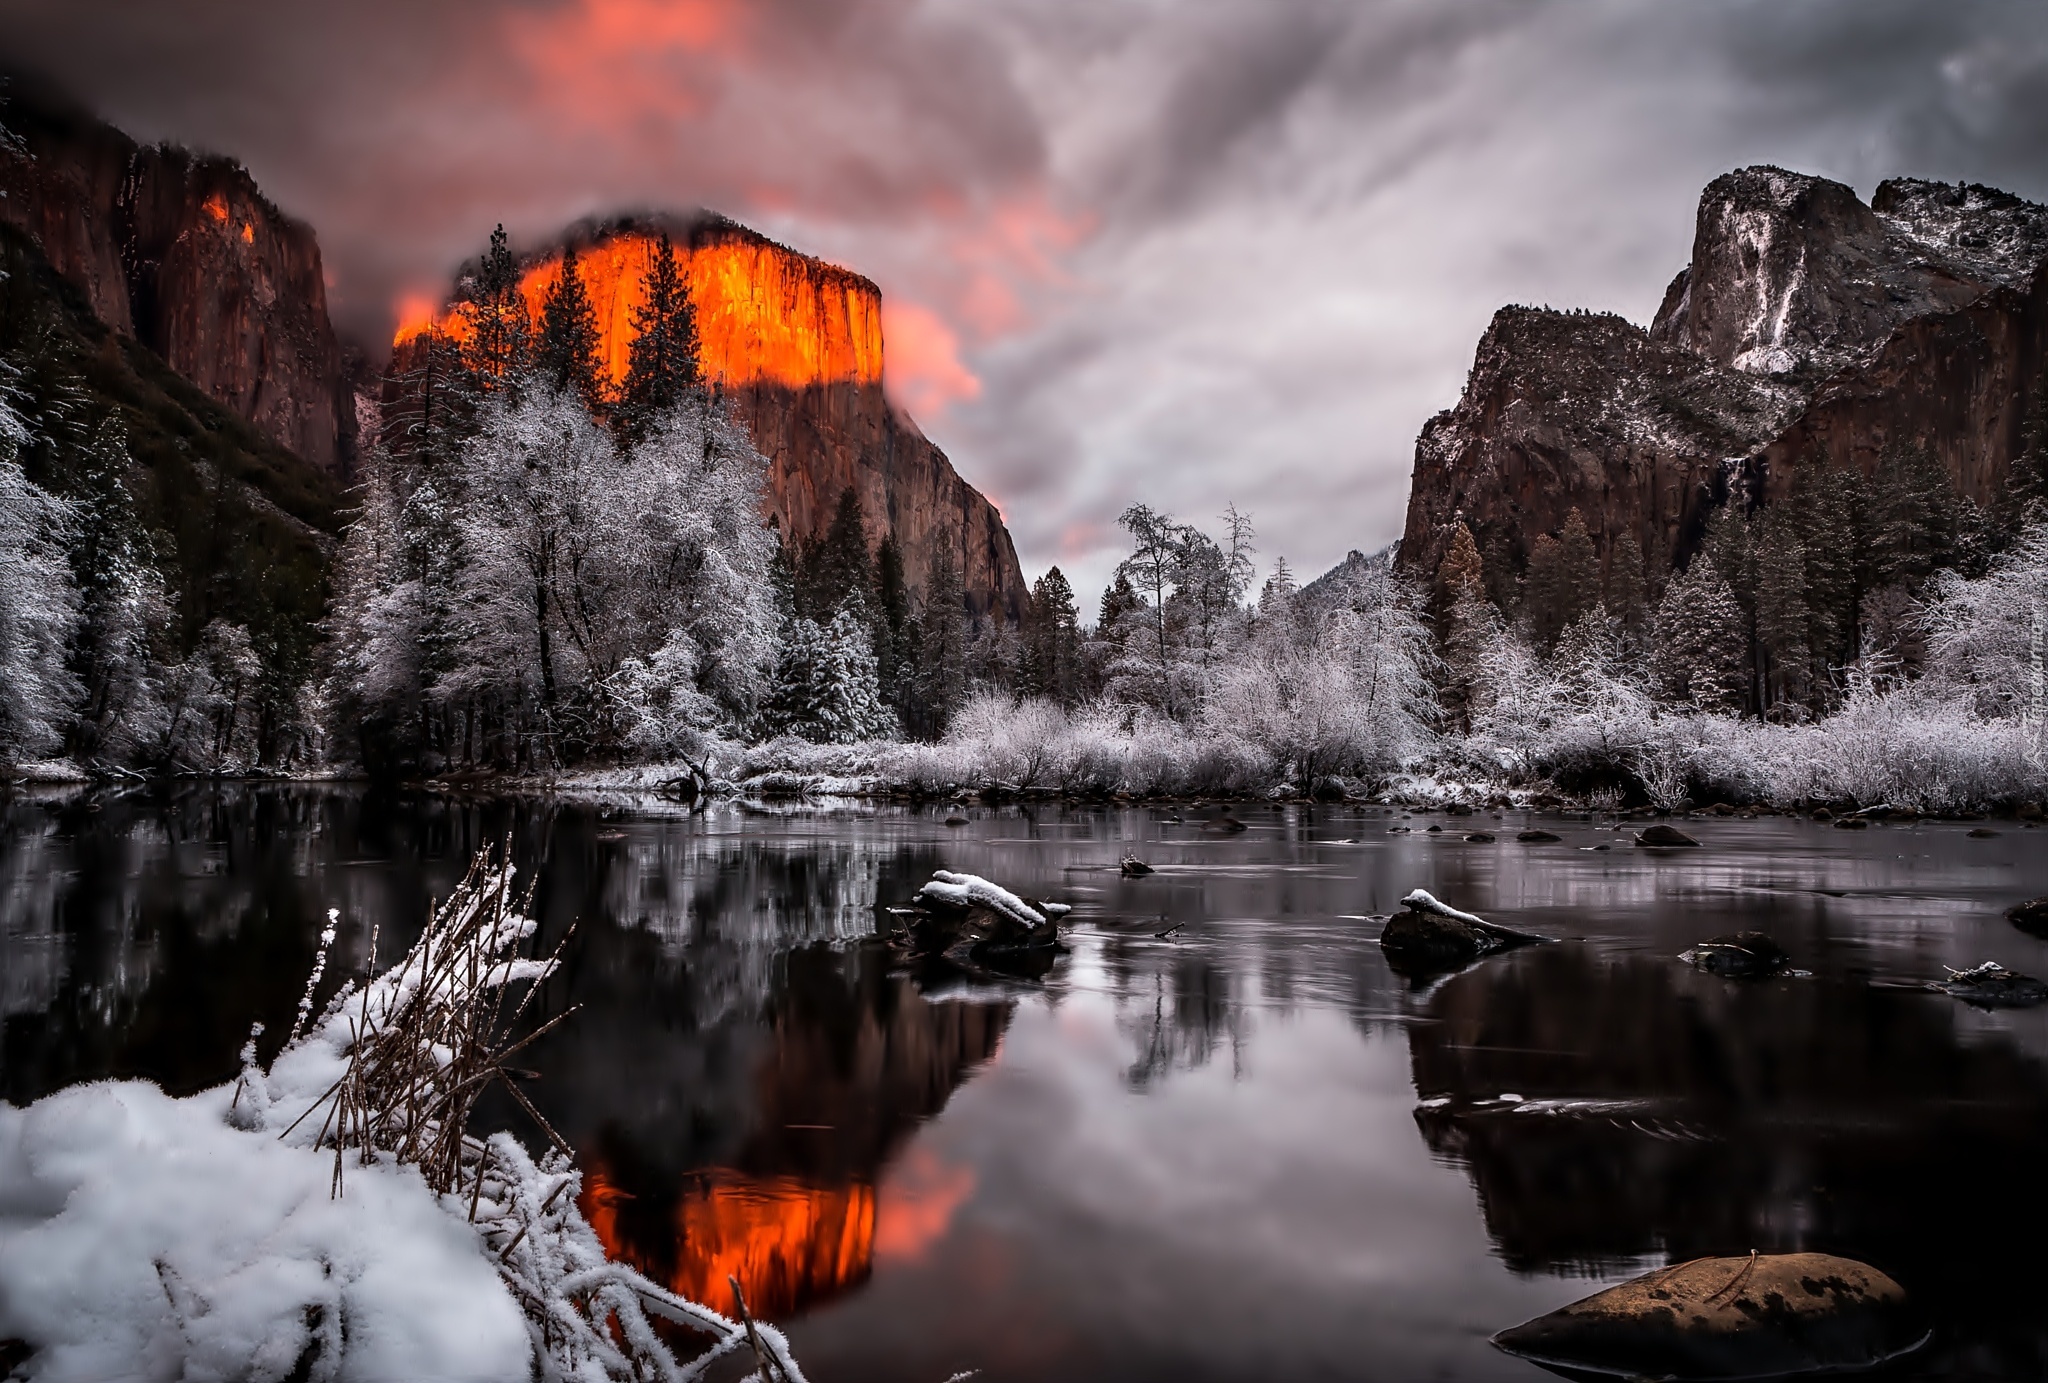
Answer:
0 443 80 759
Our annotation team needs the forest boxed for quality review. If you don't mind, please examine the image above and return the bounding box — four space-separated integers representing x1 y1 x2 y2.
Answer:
2 222 2046 813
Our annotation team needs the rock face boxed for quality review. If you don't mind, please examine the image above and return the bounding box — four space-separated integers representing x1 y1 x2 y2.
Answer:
0 88 355 475
1398 166 2048 583
397 216 1028 621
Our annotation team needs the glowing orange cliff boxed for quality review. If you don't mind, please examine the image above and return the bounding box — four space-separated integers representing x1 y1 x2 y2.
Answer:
392 214 1023 618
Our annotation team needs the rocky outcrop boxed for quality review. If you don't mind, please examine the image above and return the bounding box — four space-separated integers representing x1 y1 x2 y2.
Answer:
0 86 355 474
1398 167 2048 583
397 215 1028 621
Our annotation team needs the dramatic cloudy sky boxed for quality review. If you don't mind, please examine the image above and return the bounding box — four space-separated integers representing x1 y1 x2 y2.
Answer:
5 0 2048 600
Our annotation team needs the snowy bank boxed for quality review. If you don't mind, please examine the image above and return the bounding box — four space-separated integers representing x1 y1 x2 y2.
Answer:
0 852 806 1383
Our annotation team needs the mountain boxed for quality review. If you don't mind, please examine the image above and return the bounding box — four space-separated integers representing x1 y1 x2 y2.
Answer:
0 82 356 475
1397 167 2048 590
394 214 1028 621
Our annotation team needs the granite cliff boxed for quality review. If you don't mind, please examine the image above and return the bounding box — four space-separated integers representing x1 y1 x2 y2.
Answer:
1398 166 2048 588
0 85 356 475
397 216 1028 621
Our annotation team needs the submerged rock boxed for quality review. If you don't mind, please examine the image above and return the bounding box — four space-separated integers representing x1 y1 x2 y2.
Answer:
1518 829 1563 843
1636 823 1701 847
1967 827 2000 838
1493 1252 1923 1380
944 813 969 826
1465 832 1496 843
2007 897 2048 939
1206 815 1250 833
1940 962 2048 1009
1682 932 1793 979
1379 889 1547 975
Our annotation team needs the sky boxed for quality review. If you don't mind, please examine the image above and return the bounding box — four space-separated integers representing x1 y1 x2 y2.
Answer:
4 0 2048 602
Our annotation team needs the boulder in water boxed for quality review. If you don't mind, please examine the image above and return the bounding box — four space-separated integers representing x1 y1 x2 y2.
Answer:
1682 932 1792 979
1636 823 1701 847
1119 853 1153 877
1518 829 1563 843
1379 889 1547 975
1493 1252 1923 1380
1940 961 2048 1009
2007 897 2048 939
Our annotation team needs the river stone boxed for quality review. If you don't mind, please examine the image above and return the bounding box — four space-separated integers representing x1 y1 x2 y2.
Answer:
2008 897 2048 939
1682 932 1792 979
1941 962 2048 1009
1493 1252 1922 1380
1518 829 1563 843
1636 823 1701 847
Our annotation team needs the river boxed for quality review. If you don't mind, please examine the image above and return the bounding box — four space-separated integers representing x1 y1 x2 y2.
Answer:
4 785 2047 1380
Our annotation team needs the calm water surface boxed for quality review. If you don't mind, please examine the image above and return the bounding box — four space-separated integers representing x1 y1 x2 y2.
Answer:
5 786 2048 1381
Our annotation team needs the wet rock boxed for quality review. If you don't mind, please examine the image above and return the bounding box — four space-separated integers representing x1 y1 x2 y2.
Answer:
1940 962 2048 1009
2007 897 2048 939
1425 825 1443 833
944 813 969 826
1119 854 1153 878
1518 829 1563 843
1636 823 1701 847
1379 889 1547 976
1834 817 1870 830
1206 815 1249 833
1966 827 1999 838
1682 932 1793 979
1465 832 1496 843
1493 1252 1923 1380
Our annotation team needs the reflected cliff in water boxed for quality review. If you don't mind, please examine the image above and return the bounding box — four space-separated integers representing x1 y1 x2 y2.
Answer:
1407 944 2048 1372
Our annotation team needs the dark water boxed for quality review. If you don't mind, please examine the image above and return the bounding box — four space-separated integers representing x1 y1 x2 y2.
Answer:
6 786 2048 1381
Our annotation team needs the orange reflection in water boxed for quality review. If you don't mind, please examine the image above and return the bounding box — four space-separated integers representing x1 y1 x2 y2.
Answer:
392 230 884 393
581 1146 975 1319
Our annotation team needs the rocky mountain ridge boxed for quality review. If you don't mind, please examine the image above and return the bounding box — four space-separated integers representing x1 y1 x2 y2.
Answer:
1397 166 2048 588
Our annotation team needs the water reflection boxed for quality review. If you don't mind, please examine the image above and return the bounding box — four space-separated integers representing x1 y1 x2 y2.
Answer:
1408 944 2048 1373
9 791 2048 1380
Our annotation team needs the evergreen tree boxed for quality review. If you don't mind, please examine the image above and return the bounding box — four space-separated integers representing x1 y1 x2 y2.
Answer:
874 535 911 714
2001 360 2048 536
1864 443 1953 591
1434 522 1484 630
617 231 700 441
1785 472 1858 693
909 544 967 737
1024 567 1081 704
1701 503 1761 711
1603 528 1649 649
798 486 877 623
459 224 528 390
534 242 603 409
1523 513 1598 650
1650 554 1747 711
764 609 897 743
1752 507 1811 714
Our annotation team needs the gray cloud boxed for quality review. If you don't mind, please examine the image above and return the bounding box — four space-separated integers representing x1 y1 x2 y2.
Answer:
4 0 2047 602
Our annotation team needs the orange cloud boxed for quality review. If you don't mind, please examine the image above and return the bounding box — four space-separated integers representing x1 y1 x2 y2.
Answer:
882 298 980 420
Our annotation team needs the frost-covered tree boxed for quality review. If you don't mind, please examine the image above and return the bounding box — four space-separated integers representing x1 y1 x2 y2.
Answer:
1922 520 2048 729
1104 503 1254 719
764 608 897 743
1208 559 1435 789
0 377 80 758
1652 554 1747 711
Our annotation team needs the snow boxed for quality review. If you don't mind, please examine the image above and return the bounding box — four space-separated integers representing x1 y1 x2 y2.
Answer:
0 1080 530 1383
915 869 1053 927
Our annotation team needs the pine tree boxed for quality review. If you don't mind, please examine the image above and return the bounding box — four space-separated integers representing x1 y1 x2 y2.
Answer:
1752 507 1811 714
1603 528 1649 649
617 231 700 441
1522 509 1600 650
911 545 967 737
1026 566 1081 705
1650 554 1747 711
799 486 876 623
874 535 911 713
1434 522 1484 629
1701 503 1761 711
1785 472 1858 692
534 242 603 408
459 224 528 390
2001 360 2048 536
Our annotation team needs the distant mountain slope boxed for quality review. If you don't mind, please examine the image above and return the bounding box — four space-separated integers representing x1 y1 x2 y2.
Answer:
1397 167 2048 587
